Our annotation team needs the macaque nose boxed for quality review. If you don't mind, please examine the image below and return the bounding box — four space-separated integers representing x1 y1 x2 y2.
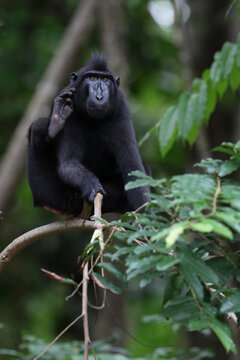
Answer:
96 94 103 101
96 87 103 101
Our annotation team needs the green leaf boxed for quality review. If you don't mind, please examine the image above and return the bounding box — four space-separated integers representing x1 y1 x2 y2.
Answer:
208 256 237 283
133 244 153 256
219 159 240 177
159 106 178 156
210 52 222 84
162 297 199 322
213 145 240 158
230 62 240 91
220 181 240 210
237 33 240 67
125 175 165 190
210 319 236 353
190 221 213 233
125 178 151 190
187 122 199 146
179 263 204 300
151 222 187 244
138 121 159 147
194 80 207 126
184 93 198 140
220 292 240 313
197 219 233 240
221 42 237 79
156 256 180 271
177 92 191 139
235 139 240 150
179 245 220 285
216 79 228 98
204 73 217 120
214 209 240 232
225 0 238 19
190 317 236 354
127 229 153 244
165 223 186 247
97 262 126 284
142 314 171 324
128 170 149 178
139 271 160 288
92 272 121 295
112 247 132 261
189 318 210 331
195 158 223 175
125 255 159 281
171 174 215 207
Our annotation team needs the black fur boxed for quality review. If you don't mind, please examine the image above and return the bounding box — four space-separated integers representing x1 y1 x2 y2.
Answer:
27 55 150 215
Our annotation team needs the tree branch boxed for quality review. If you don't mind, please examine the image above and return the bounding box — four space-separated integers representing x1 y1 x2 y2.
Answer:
0 217 101 274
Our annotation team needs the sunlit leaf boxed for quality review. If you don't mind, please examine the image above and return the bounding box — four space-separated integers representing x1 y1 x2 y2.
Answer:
165 224 186 247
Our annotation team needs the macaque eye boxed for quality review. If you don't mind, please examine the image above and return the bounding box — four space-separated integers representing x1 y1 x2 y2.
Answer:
89 76 96 81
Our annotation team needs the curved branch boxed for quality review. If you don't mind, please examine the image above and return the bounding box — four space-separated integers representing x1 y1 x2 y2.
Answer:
0 217 100 274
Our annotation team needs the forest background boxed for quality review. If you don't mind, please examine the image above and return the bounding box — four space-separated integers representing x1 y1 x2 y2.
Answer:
1 0 240 359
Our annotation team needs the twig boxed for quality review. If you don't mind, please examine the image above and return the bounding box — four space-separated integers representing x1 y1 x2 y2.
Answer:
82 261 90 360
83 192 103 360
33 313 84 360
133 202 149 214
66 224 117 304
34 193 104 360
211 176 221 214
199 175 222 219
0 217 101 274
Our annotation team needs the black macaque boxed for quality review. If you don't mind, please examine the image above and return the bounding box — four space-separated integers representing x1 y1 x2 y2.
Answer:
27 55 150 216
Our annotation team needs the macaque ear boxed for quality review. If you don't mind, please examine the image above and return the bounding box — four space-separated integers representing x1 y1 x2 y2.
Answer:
70 72 78 84
116 76 120 87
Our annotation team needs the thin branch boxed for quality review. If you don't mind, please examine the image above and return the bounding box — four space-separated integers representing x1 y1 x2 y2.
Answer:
66 223 116 302
212 176 221 214
83 192 103 360
33 313 84 360
0 217 101 274
82 261 90 360
34 193 104 360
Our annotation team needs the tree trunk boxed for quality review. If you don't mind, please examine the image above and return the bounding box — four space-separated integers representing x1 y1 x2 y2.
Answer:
0 0 98 212
99 0 128 93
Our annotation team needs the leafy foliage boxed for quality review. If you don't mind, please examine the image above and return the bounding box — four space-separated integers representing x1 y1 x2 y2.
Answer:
1 334 214 360
141 36 240 156
91 142 240 355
